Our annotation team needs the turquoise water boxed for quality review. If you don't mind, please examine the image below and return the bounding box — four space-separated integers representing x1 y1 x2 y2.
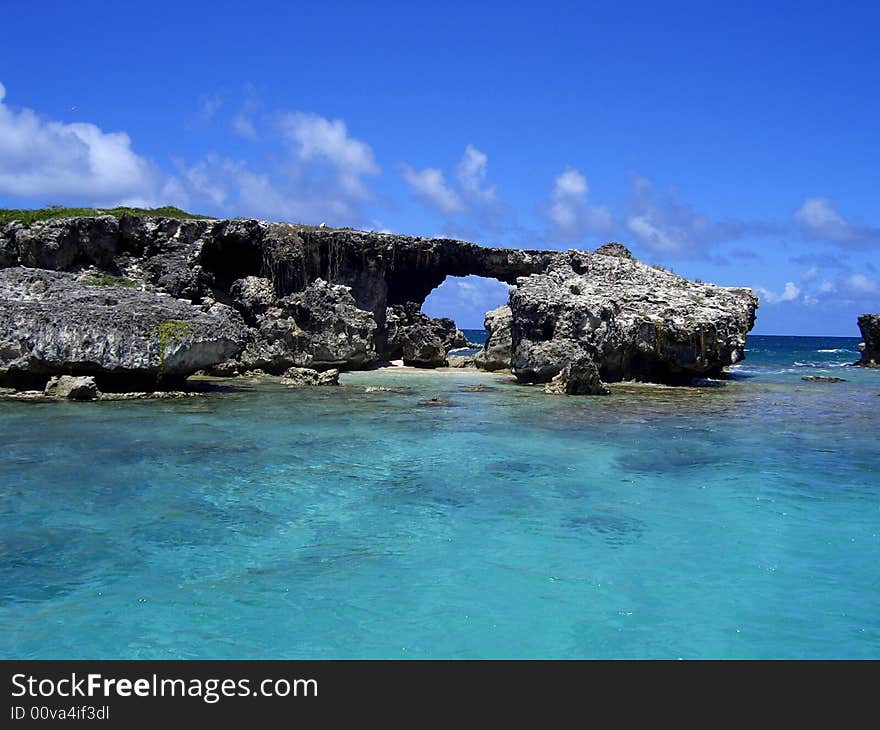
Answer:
1 335 878 658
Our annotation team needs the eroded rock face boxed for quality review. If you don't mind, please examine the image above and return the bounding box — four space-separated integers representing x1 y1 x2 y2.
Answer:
44 375 101 400
230 276 276 322
0 216 758 390
0 267 245 387
543 358 609 395
475 305 512 371
510 247 758 385
281 366 340 387
228 278 378 373
383 303 471 366
857 314 880 367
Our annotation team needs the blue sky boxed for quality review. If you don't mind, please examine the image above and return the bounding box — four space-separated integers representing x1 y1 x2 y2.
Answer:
1 1 878 333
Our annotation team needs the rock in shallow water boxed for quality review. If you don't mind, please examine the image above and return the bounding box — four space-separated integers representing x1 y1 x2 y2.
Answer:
475 305 512 372
384 302 469 367
223 278 378 374
0 217 759 393
543 358 610 395
857 314 880 367
511 246 758 386
0 267 245 387
44 375 101 400
281 366 340 387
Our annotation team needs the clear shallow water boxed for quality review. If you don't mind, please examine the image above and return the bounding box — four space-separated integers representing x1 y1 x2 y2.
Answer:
0 335 878 659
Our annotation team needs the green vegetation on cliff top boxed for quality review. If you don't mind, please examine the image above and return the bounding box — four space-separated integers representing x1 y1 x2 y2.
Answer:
0 206 211 225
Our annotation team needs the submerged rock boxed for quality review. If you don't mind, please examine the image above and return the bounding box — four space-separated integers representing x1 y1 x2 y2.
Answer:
801 376 847 383
44 375 101 400
281 366 340 387
475 305 512 371
856 314 880 367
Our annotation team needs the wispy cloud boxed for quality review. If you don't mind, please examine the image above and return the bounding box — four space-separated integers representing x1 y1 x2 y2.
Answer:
197 93 223 121
844 272 879 295
624 176 781 259
232 113 257 140
400 164 464 213
548 167 613 242
455 145 496 204
794 197 880 248
400 145 502 220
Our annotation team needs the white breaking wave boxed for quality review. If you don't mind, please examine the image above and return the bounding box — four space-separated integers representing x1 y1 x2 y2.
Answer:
817 348 855 354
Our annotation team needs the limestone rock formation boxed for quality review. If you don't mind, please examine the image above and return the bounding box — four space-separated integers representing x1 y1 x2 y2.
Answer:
510 247 758 385
218 278 378 374
543 358 609 395
0 215 759 392
383 302 471 366
446 355 476 368
0 267 245 388
475 305 512 371
230 276 276 322
856 314 880 367
281 366 340 387
44 375 101 400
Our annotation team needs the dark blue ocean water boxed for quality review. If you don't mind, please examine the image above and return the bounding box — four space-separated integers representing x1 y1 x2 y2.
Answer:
0 334 877 658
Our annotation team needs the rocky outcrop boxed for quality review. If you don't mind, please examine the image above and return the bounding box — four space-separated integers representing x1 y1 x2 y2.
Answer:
510 247 758 387
856 314 880 367
281 366 340 387
383 302 472 366
475 305 512 371
446 354 476 368
0 267 245 389
224 278 378 374
543 358 609 395
0 215 759 391
44 375 101 400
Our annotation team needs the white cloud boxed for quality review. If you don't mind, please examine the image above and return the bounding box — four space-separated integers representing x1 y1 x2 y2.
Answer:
400 164 464 214
624 176 782 259
174 156 231 207
0 82 171 206
278 112 379 198
401 145 500 217
794 196 879 247
456 144 496 203
627 215 684 253
802 265 819 281
844 273 878 294
624 176 715 257
755 282 800 304
0 83 376 226
818 280 835 293
549 167 612 241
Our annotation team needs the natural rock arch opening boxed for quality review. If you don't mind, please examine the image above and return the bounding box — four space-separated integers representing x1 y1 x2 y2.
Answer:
421 275 511 333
